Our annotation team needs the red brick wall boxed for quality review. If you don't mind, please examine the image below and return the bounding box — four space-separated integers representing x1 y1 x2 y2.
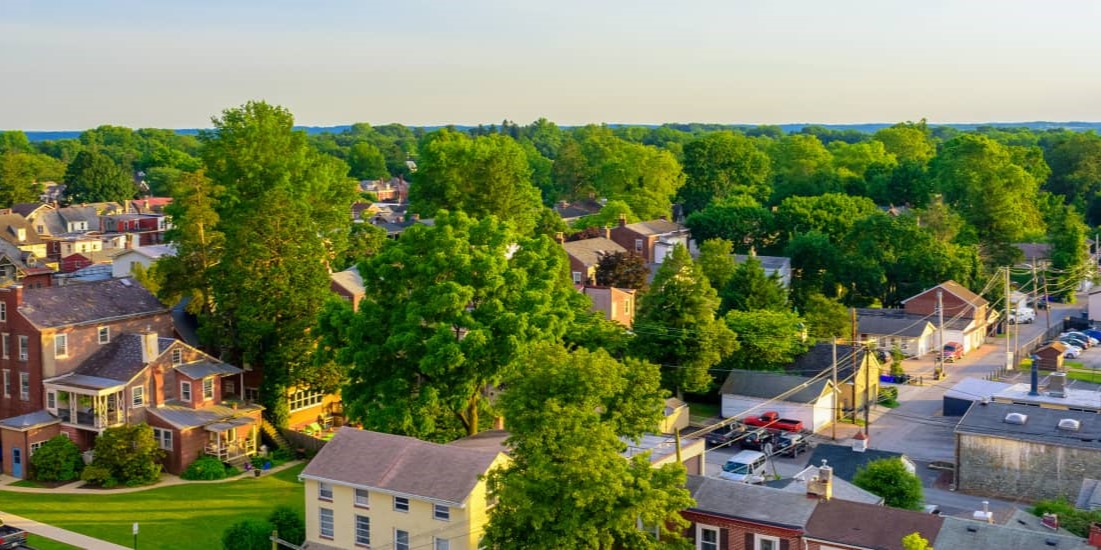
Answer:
682 510 801 550
609 227 657 263
0 423 61 477
904 288 984 320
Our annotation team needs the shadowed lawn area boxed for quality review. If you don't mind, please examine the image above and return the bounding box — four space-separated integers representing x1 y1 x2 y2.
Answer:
0 464 305 550
25 534 81 550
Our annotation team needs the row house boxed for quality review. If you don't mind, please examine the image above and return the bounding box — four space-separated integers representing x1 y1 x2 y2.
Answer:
609 215 690 264
0 239 53 289
99 213 169 247
0 214 48 259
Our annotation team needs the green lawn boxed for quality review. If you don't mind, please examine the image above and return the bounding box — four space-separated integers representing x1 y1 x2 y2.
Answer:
1067 369 1101 384
10 479 43 488
686 400 720 419
0 464 305 550
25 534 81 550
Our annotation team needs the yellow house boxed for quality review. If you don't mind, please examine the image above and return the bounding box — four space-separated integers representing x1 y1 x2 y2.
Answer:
300 428 507 550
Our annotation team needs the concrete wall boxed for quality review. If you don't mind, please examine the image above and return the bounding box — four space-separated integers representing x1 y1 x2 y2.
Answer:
957 432 1101 502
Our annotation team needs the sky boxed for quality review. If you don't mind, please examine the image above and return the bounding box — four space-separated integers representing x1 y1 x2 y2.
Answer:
3 0 1100 130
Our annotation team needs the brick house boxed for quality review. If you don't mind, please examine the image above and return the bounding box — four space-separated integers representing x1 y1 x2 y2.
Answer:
0 214 48 259
330 267 364 313
580 285 635 327
902 280 996 353
0 410 61 478
609 216 690 264
682 475 815 550
0 279 172 422
560 233 625 285
99 213 168 246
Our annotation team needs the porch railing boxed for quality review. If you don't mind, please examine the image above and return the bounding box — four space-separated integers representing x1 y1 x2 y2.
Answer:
205 438 258 462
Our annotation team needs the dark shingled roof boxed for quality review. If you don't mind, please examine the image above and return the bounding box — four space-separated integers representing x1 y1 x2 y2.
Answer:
934 516 1091 550
19 278 166 328
69 334 175 382
561 237 626 267
956 401 1101 451
686 475 818 529
785 343 873 380
806 498 944 550
857 309 937 338
0 213 45 245
301 428 503 506
175 361 242 380
719 369 831 404
10 203 49 218
805 443 910 482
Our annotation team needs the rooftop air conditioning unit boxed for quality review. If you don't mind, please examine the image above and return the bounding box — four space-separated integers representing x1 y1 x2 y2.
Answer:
1058 418 1081 432
1005 412 1028 425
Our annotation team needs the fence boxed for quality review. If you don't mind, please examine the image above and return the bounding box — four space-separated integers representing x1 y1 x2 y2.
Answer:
279 428 329 454
1013 319 1075 368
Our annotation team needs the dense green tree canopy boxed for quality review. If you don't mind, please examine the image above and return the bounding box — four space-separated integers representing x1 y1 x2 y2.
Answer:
775 193 879 243
720 255 789 313
721 309 808 371
853 458 924 510
696 238 737 291
769 134 838 200
594 250 649 291
684 194 775 252
679 131 771 212
483 345 692 549
63 149 136 203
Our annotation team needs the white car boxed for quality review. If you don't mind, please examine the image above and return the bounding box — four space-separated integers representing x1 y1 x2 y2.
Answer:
1065 347 1082 359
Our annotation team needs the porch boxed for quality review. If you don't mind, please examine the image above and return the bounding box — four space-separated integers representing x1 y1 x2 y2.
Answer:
204 419 258 463
49 387 126 431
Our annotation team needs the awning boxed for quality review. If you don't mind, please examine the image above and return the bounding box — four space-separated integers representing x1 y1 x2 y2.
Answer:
204 417 255 433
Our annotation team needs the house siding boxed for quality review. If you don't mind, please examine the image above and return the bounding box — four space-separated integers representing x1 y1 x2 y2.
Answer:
682 510 800 550
0 422 61 478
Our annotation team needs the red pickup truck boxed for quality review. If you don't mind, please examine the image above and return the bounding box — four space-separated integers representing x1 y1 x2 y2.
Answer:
742 411 804 432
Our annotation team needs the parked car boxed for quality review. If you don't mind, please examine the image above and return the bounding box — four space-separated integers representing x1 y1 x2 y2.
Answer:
942 342 964 362
0 518 28 550
742 411 804 432
1060 334 1091 349
1083 328 1101 342
773 432 809 457
704 423 745 447
718 450 768 483
1058 341 1083 354
1065 347 1082 359
1009 307 1035 324
739 429 776 453
1064 331 1098 346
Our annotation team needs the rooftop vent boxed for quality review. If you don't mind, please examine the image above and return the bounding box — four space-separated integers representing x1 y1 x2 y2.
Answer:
1058 419 1082 432
1005 412 1029 425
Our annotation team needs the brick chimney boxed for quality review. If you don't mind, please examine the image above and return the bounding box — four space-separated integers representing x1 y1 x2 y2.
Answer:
618 213 627 228
6 283 24 307
603 225 611 240
141 330 159 364
852 430 868 452
151 365 165 406
1088 523 1101 548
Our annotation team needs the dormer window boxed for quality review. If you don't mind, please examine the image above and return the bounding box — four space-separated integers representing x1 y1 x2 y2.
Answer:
15 228 25 242
171 349 182 365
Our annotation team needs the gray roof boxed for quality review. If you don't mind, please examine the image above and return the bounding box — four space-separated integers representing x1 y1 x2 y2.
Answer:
146 402 263 430
785 343 873 380
956 401 1101 451
0 214 45 246
764 465 884 505
944 378 1012 402
330 266 364 296
117 245 175 260
733 254 791 272
719 369 831 404
805 443 909 482
301 428 503 506
19 278 166 328
856 309 936 338
934 516 1090 550
0 409 61 431
64 334 175 383
561 237 626 267
38 206 99 235
685 475 818 529
171 299 200 346
45 373 124 391
175 361 242 380
622 219 686 236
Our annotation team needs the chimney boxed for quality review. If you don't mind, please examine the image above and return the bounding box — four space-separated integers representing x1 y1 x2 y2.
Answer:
1041 512 1059 530
141 330 159 364
1030 361 1040 396
1048 372 1068 397
618 213 628 227
973 501 994 523
808 460 833 501
8 283 23 307
554 232 565 244
151 365 165 407
1088 523 1101 548
603 225 611 240
852 430 868 452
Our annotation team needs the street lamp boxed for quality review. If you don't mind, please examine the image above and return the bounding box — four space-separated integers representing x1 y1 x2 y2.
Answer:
133 522 139 549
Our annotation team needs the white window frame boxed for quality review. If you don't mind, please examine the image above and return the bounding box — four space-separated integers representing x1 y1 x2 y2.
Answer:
355 488 369 508
98 326 110 344
754 534 781 550
19 372 30 401
47 390 56 409
572 271 582 284
171 348 182 365
1 302 6 322
697 524 719 550
180 381 192 401
393 496 409 512
2 369 8 397
354 514 370 546
319 507 334 539
152 427 172 450
634 238 643 253
202 377 214 400
395 529 410 550
318 481 333 501
2 333 8 359
54 333 68 358
132 385 145 407
18 335 28 361
30 440 45 455
433 503 450 521
288 388 324 412
434 538 450 550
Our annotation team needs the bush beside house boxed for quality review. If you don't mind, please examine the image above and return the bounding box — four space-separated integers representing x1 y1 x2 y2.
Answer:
181 456 238 481
80 424 165 487
221 506 305 550
29 435 84 482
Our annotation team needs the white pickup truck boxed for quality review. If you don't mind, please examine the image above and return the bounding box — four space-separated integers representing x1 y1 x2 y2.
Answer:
1009 307 1035 324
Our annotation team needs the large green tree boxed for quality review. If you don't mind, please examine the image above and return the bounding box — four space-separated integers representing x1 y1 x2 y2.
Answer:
696 238 737 291
684 194 776 252
873 122 935 164
769 134 838 201
679 131 771 212
155 170 223 317
721 309 808 371
853 458 924 510
631 245 736 397
566 127 685 220
483 345 692 549
1047 204 1089 303
64 148 136 203
318 211 579 440
410 129 543 235
347 142 389 180
0 150 64 206
720 254 789 313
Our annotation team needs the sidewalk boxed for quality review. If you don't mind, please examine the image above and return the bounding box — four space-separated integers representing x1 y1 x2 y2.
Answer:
0 459 302 494
0 511 130 549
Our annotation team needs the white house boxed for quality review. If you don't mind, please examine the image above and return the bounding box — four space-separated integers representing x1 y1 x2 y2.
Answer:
719 370 836 433
111 244 175 278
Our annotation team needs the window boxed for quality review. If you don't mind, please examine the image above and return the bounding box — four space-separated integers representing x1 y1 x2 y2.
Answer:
20 372 30 400
288 388 324 412
393 496 409 512
54 334 67 358
2 370 8 397
245 387 259 402
2 333 7 358
355 515 370 546
572 271 582 284
18 335 28 361
132 385 145 407
171 348 182 365
698 525 719 550
434 538 450 550
318 482 333 501
223 380 236 397
47 390 55 409
152 427 172 450
30 440 46 455
319 508 334 539
433 504 450 521
395 530 409 550
355 488 369 507
754 535 780 550
202 377 214 400
1 302 6 322
634 238 643 252
180 381 192 401
98 326 110 344
624 299 631 315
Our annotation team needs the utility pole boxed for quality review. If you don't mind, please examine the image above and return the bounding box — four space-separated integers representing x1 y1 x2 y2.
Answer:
1004 266 1013 370
832 340 838 441
936 289 945 380
1043 268 1052 333
851 308 858 424
862 307 870 437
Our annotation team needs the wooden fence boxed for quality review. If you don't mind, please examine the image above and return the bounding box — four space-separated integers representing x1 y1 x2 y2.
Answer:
280 428 328 454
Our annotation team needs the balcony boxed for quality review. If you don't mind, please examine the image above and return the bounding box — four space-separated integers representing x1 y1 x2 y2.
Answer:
53 390 126 430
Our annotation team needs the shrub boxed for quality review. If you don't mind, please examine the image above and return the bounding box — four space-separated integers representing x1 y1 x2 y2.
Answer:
181 456 230 481
221 519 273 550
81 423 164 487
853 458 923 510
1032 498 1101 537
29 435 84 482
267 505 305 546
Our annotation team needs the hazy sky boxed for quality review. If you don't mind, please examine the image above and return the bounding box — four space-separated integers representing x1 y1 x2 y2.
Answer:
3 0 1100 130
